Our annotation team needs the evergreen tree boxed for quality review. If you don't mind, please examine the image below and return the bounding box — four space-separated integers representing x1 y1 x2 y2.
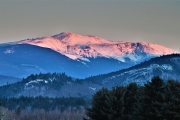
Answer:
85 76 180 120
85 84 141 120
164 80 180 119
137 76 166 120
124 83 141 120
85 87 109 120
103 86 127 120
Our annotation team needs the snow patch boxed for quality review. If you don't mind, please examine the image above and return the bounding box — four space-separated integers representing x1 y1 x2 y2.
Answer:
78 58 90 62
67 81 71 84
150 64 173 70
89 87 96 91
26 79 48 86
4 49 14 54
49 77 56 81
161 64 173 70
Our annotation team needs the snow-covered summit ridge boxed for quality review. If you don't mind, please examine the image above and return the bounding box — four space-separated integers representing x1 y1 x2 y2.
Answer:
18 32 176 62
52 32 115 45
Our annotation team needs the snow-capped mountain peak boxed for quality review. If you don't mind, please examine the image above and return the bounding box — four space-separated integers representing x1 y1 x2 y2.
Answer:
52 32 114 45
18 32 176 62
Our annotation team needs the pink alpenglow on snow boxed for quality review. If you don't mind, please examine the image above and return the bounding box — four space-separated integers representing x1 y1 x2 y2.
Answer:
18 32 176 62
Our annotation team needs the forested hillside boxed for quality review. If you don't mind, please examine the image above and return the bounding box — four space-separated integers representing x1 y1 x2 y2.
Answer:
1 76 180 120
0 73 101 98
83 54 180 87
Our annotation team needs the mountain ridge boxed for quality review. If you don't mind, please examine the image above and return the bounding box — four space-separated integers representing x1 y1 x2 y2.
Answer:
0 54 180 98
0 32 177 78
18 32 176 62
83 54 180 87
0 44 131 78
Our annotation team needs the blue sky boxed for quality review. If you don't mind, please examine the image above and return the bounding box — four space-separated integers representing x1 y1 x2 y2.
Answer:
0 0 179 51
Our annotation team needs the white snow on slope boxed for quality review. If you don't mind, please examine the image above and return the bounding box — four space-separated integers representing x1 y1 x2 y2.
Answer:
103 63 174 86
26 79 48 86
89 87 96 91
18 32 176 62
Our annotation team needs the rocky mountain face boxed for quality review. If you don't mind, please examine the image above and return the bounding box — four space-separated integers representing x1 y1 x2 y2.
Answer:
0 32 176 79
0 54 180 98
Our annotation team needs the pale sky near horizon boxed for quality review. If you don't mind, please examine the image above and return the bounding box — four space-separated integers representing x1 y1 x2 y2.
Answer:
0 0 179 51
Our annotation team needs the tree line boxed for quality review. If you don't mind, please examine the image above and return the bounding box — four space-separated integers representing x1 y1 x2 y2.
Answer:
0 96 87 120
0 96 86 111
85 76 180 120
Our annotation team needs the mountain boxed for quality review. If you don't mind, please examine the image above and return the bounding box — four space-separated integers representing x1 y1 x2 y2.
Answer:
19 32 175 62
0 32 176 78
0 44 131 78
84 54 180 88
0 54 180 98
0 73 102 98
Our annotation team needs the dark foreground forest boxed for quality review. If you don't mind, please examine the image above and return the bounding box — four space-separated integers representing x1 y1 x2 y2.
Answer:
85 76 180 120
0 97 87 120
0 76 180 120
